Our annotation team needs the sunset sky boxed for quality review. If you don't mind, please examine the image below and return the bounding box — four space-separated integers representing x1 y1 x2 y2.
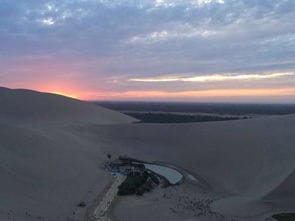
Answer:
1 0 295 103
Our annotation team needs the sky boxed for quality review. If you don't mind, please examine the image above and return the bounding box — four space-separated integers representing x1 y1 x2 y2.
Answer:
1 0 295 103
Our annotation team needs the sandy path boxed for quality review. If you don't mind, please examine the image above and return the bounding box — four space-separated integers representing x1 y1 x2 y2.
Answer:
93 175 125 221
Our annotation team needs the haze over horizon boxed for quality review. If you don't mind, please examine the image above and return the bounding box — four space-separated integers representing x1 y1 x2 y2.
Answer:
1 0 295 103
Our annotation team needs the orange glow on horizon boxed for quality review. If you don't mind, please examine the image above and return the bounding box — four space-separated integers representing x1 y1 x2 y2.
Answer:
50 91 79 99
92 88 295 100
39 87 295 101
24 81 90 100
9 83 295 101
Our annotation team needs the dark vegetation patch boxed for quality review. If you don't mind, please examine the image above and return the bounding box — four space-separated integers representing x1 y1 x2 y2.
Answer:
149 172 160 185
96 101 295 116
118 172 158 196
78 201 86 207
273 213 295 221
125 112 243 123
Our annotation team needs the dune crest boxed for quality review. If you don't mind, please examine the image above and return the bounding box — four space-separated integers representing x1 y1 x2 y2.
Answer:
0 87 135 125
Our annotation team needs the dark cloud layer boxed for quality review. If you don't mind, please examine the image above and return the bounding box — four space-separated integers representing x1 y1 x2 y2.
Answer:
0 0 295 101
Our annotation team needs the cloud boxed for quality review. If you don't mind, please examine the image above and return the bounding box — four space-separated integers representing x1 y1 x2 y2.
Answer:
40 17 55 25
128 25 219 43
153 0 225 8
129 72 295 82
0 0 295 101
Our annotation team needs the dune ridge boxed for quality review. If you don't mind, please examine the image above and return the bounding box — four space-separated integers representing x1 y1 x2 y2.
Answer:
0 86 135 125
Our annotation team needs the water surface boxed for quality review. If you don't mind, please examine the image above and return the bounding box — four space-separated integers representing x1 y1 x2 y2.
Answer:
144 163 183 184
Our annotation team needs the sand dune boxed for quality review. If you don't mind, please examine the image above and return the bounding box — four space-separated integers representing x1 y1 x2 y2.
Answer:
1 87 295 220
94 115 295 192
87 115 295 218
0 87 135 220
0 87 135 125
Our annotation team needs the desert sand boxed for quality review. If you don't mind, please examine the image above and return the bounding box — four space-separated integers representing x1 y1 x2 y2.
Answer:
1 87 295 221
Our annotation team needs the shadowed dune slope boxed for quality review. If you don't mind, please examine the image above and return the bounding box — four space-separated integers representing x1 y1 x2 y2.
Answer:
0 87 135 125
0 87 135 220
0 123 114 220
